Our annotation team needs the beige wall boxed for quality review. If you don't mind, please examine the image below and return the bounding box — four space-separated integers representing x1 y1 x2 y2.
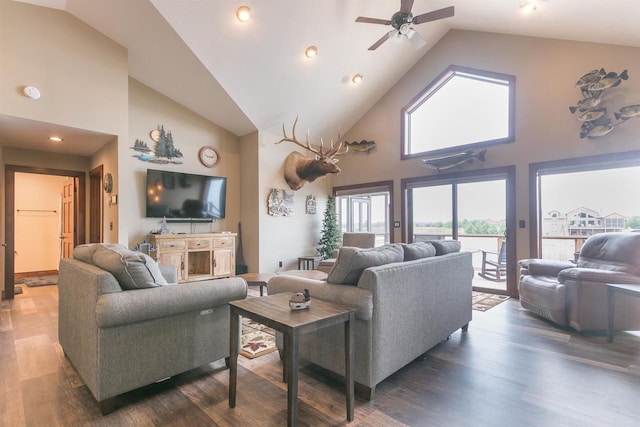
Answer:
239 131 259 272
334 30 640 262
14 173 68 273
0 1 128 137
91 139 119 243
256 130 331 273
126 78 242 248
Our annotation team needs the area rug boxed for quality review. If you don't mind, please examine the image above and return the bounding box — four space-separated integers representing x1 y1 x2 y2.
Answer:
240 317 276 359
21 275 58 287
472 291 510 312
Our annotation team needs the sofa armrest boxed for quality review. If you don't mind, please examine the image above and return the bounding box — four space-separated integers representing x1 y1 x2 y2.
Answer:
519 258 574 276
159 264 178 284
557 268 640 285
267 275 373 321
95 277 247 328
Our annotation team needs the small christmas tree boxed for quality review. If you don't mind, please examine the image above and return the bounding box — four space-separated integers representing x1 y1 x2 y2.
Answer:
318 195 341 259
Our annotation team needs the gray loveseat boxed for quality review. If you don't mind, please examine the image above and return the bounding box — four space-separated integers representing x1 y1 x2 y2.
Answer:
58 243 247 414
268 241 473 399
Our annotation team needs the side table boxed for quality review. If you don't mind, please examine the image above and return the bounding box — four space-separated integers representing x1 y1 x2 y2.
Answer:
237 272 274 296
297 256 321 270
606 283 640 343
228 292 355 426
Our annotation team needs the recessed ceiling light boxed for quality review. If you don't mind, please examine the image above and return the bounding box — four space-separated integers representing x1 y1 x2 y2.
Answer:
352 73 364 84
519 1 537 14
236 5 251 22
305 45 318 58
49 136 63 142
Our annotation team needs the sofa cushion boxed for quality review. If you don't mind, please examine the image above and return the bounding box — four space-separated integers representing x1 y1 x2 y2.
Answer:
429 240 461 255
327 244 404 285
402 242 437 261
92 245 167 290
74 243 125 264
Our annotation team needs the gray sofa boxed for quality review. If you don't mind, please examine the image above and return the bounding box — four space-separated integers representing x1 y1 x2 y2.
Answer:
268 241 473 399
58 243 247 414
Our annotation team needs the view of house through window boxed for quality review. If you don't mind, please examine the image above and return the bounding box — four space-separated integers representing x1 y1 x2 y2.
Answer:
539 166 640 261
335 185 391 246
402 65 515 158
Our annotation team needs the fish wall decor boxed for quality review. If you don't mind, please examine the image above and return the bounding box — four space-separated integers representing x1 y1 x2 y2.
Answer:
421 149 486 173
345 140 376 153
570 68 639 139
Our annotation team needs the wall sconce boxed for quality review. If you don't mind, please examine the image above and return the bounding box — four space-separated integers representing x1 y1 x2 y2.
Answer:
23 85 41 100
305 45 318 58
236 6 251 22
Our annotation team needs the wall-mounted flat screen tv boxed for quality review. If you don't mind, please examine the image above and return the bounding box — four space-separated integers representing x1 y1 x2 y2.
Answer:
146 169 227 220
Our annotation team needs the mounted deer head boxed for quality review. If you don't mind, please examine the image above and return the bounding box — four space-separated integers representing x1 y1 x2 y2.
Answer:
276 117 349 190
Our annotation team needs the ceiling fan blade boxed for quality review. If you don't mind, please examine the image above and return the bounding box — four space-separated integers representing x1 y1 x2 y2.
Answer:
412 6 455 25
400 0 415 14
405 28 426 49
368 31 393 51
356 16 392 25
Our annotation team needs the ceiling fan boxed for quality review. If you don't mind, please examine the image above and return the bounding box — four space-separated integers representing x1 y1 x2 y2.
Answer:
356 0 454 51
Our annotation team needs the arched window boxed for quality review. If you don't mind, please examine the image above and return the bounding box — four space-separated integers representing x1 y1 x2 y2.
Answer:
401 65 515 159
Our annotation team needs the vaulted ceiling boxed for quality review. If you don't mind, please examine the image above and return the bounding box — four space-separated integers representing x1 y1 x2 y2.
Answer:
4 0 640 154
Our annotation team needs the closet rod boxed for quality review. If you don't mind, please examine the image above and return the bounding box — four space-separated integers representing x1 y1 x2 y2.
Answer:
17 209 58 213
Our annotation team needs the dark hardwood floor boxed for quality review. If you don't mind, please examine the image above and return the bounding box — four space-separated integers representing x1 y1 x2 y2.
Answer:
1 285 639 426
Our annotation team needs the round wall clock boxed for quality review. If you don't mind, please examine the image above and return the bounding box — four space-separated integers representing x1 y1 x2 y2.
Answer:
198 146 220 167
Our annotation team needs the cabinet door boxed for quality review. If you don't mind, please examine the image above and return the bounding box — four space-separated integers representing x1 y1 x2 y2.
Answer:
213 248 234 277
159 253 185 282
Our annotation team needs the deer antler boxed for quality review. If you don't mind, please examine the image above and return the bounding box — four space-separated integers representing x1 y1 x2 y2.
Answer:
325 132 349 158
276 117 321 156
277 117 349 159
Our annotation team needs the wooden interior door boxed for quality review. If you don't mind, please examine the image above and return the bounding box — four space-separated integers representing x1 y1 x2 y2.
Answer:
61 179 75 259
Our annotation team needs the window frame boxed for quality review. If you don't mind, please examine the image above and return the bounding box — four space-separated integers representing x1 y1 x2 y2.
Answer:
400 65 516 160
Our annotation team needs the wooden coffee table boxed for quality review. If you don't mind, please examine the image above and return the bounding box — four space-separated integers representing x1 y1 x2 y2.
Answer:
228 292 355 426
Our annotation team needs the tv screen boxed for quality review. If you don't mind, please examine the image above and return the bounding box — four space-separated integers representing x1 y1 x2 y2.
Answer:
146 169 227 220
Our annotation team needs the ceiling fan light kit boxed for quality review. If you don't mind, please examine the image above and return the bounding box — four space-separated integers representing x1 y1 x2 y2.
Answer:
356 1 454 51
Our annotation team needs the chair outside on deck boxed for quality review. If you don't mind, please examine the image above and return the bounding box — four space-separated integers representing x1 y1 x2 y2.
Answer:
479 240 506 281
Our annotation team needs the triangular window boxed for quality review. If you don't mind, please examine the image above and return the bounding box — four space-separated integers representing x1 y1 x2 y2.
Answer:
402 65 515 159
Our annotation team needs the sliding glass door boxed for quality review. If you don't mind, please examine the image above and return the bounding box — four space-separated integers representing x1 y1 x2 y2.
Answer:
404 167 515 295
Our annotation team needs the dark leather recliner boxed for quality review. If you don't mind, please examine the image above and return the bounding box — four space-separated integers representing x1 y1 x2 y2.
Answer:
519 232 640 331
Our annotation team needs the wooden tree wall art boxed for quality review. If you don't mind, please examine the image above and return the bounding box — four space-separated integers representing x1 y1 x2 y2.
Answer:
570 68 639 139
275 117 349 190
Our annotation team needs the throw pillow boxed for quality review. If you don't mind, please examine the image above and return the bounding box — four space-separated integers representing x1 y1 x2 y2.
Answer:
92 245 167 290
402 242 437 261
73 243 126 264
327 244 404 286
429 240 461 255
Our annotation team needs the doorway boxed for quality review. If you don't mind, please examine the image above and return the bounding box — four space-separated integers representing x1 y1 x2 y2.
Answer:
402 167 517 297
3 165 86 300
